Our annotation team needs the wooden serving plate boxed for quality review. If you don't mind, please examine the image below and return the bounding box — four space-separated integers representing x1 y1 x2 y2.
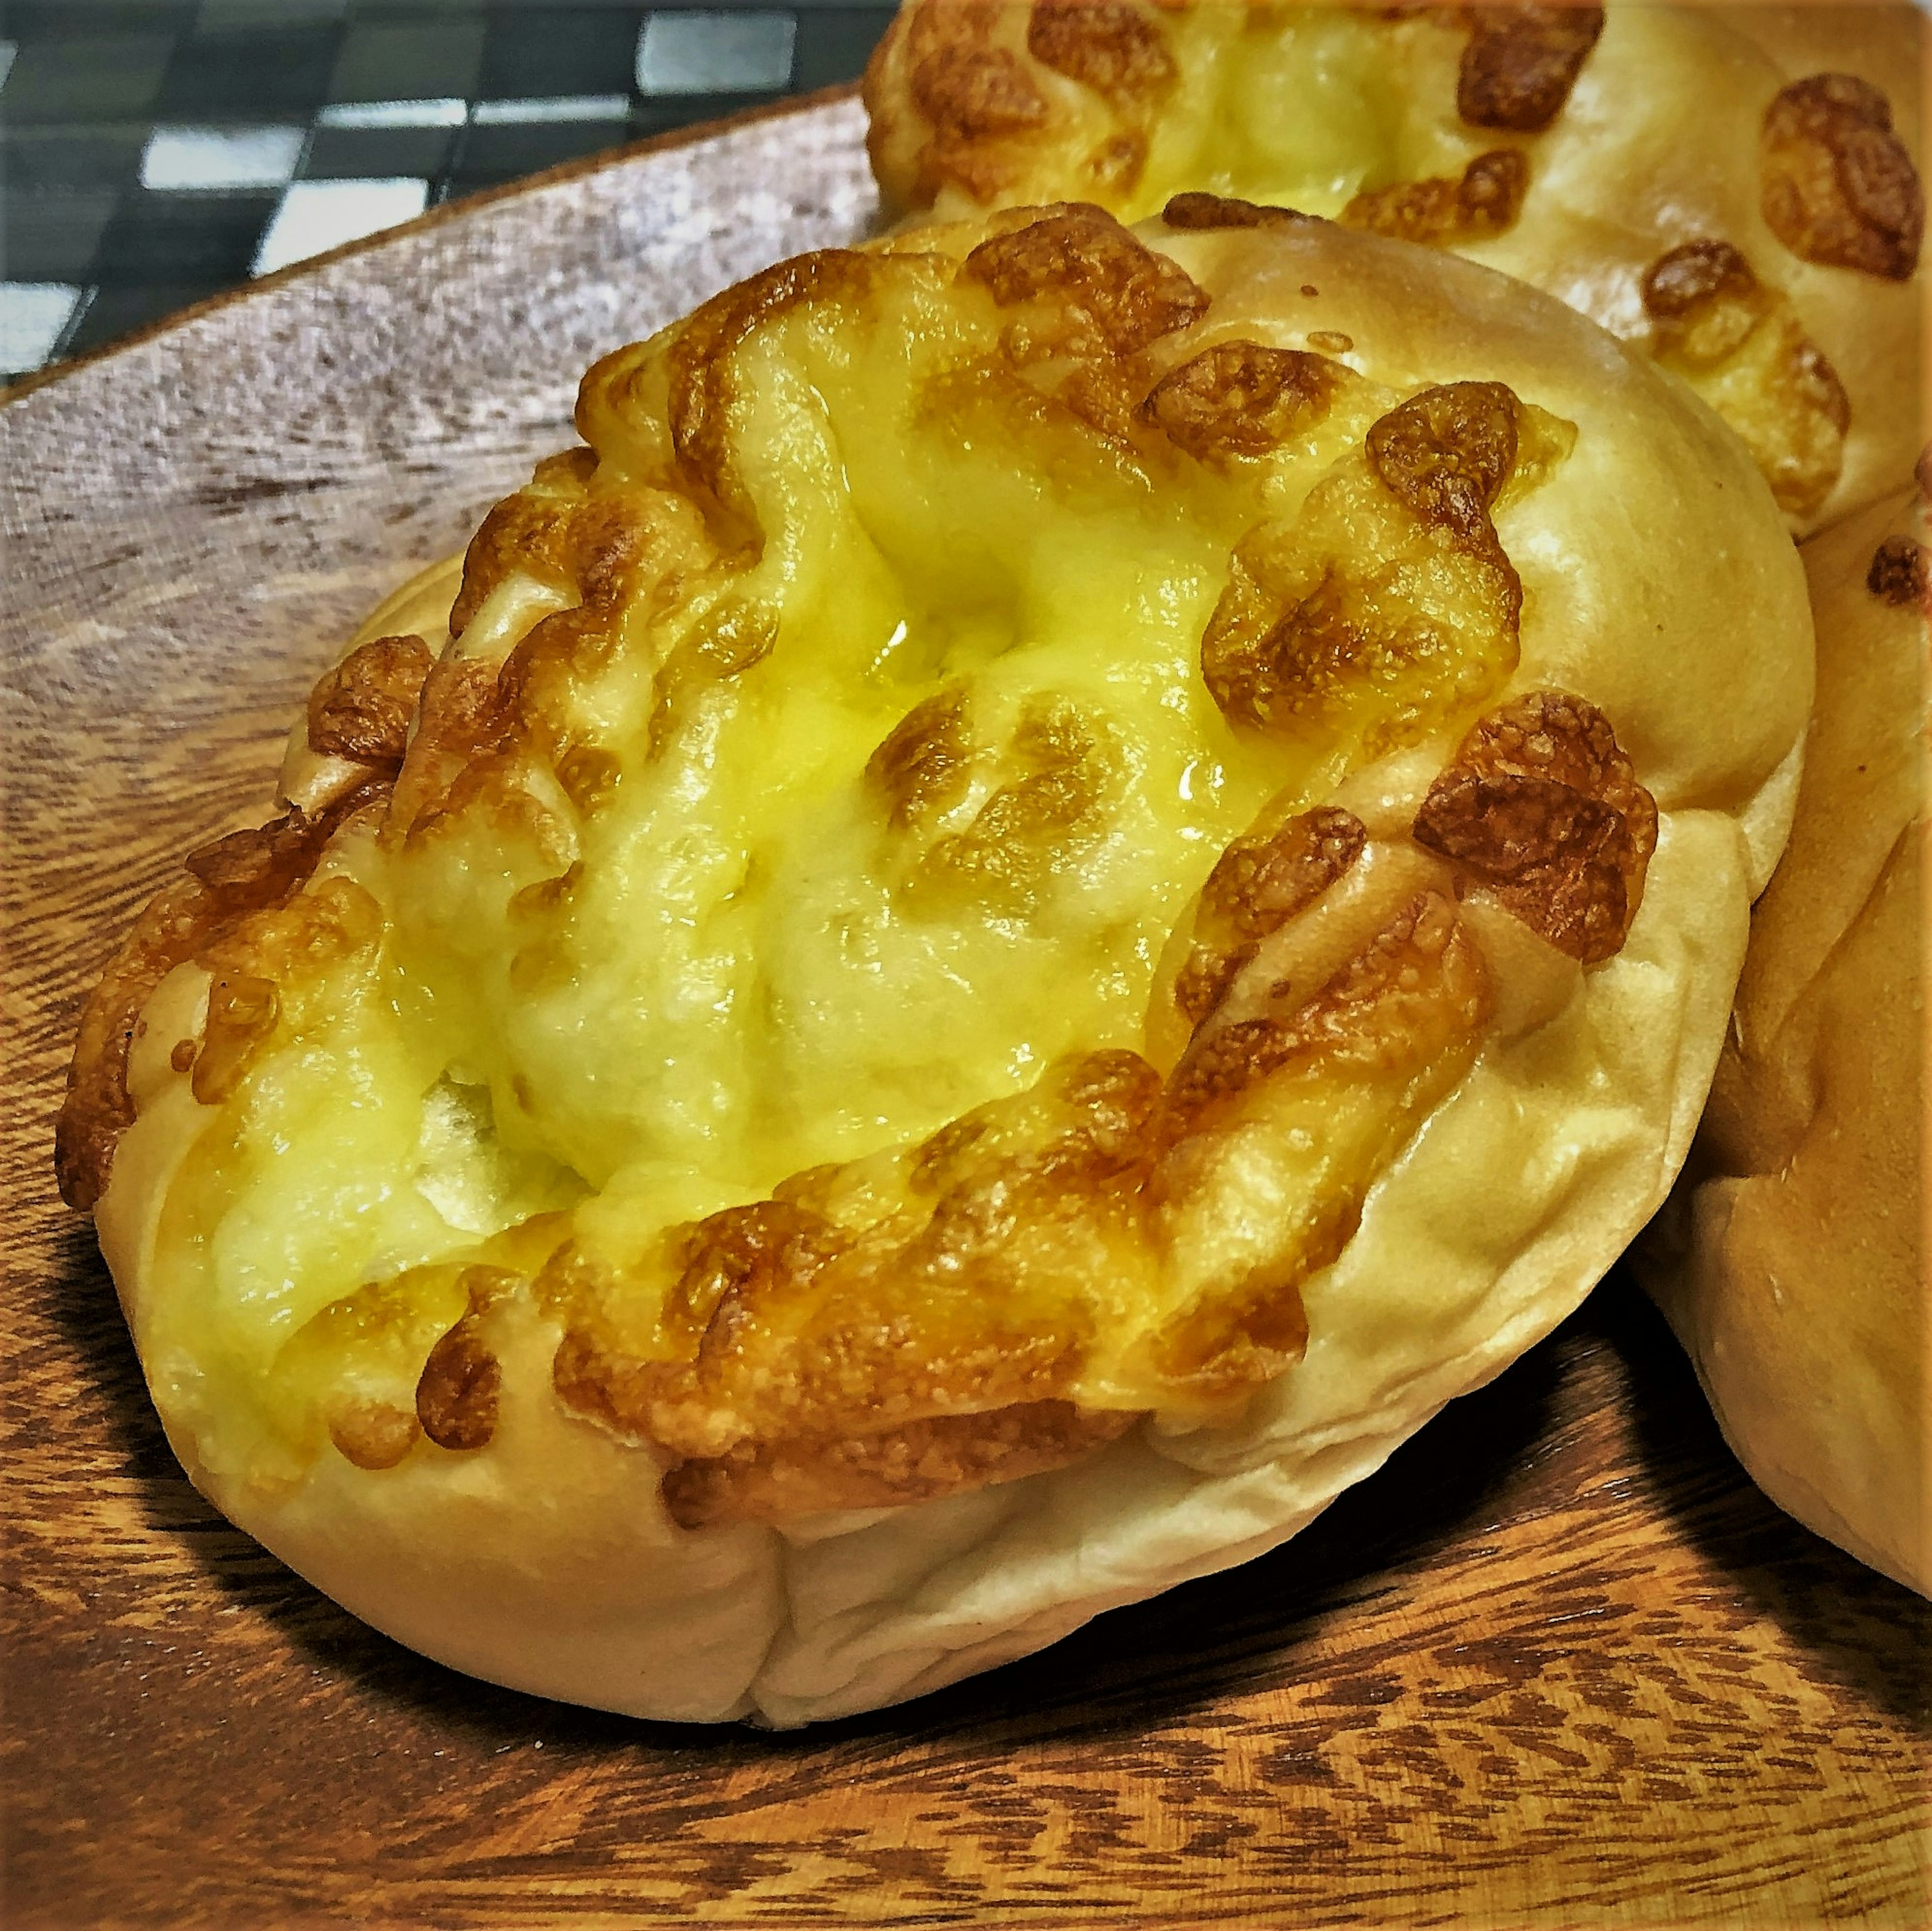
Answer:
3 92 1925 1928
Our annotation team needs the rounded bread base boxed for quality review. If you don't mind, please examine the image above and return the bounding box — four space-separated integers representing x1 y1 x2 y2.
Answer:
119 807 1754 1725
96 215 1813 1722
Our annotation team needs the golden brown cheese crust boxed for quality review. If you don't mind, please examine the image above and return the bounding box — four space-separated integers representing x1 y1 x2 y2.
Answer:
885 0 1051 205
1639 238 1850 520
1414 691 1658 965
1199 377 1545 752
1456 4 1604 132
306 634 434 765
1140 339 1344 462
661 1401 1140 1530
962 199 1209 351
1173 807 1367 1025
1342 149 1530 247
1760 72 1924 281
1028 0 1176 104
55 781 391 1211
863 1 1923 534
67 201 1791 1582
1159 190 1321 234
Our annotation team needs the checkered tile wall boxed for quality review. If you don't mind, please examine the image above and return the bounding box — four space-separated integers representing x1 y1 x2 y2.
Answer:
0 1 896 386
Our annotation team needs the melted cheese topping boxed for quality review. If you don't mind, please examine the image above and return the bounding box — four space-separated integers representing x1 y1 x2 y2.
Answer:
126 215 1619 1504
896 6 1486 225
141 245 1364 1480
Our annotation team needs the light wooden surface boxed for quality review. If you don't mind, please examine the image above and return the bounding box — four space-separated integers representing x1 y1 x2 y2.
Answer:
3 91 1926 1930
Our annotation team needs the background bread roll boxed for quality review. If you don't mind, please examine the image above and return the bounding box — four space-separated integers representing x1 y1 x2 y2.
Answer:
864 0 1924 535
62 208 1811 1723
1647 480 1927 1596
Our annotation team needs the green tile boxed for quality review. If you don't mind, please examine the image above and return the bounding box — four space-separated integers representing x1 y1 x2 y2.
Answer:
0 34 174 125
302 122 456 179
1 189 120 283
0 125 151 193
329 20 486 103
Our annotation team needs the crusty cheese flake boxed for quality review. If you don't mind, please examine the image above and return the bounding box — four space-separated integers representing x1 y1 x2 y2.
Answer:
1642 238 1848 521
1761 72 1923 281
1414 690 1658 964
1457 4 1604 133
1341 150 1529 247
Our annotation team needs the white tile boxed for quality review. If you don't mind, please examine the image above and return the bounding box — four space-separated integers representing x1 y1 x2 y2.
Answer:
141 125 305 193
317 97 467 130
1 283 85 371
636 11 796 96
0 41 17 97
471 94 630 126
251 177 428 277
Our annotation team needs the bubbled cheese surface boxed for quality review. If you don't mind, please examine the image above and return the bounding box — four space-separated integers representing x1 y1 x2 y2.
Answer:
433 327 1273 1194
141 244 1338 1484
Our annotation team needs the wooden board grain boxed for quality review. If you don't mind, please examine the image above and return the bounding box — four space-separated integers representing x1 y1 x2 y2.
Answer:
2 92 1927 1930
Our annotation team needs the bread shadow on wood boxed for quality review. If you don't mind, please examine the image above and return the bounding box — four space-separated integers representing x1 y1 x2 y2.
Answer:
1601 1273 1931 1736
38 1204 1589 1752
879 1321 1585 1750
42 1193 1929 1756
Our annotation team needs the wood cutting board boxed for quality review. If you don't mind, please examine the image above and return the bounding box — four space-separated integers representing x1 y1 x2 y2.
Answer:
3 89 1926 1930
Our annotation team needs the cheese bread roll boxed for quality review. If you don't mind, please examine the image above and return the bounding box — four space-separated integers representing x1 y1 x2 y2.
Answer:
1647 477 1927 1596
59 206 1809 1723
864 1 1923 534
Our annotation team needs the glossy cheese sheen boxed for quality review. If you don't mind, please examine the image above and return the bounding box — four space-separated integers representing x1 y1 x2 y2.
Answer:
1136 10 1470 216
413 344 1279 1186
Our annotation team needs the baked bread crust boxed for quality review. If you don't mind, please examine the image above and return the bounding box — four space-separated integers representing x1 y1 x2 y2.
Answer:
66 208 1810 1722
863 1 1923 535
1646 480 1927 1596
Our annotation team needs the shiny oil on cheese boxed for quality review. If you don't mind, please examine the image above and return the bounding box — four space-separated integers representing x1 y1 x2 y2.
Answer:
137 244 1449 1485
